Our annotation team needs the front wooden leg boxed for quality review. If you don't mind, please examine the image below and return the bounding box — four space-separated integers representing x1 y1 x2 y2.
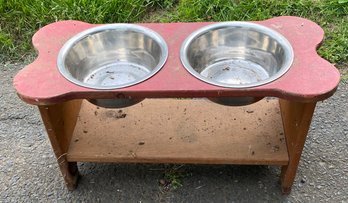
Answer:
39 100 82 190
279 99 316 194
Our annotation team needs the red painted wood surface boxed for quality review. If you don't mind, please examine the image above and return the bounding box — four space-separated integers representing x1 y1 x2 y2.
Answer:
14 16 340 105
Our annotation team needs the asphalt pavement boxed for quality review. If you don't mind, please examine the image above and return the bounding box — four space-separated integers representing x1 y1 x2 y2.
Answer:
1 61 347 202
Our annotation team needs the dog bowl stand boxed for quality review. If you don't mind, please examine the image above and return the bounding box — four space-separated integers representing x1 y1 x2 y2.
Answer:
14 17 340 194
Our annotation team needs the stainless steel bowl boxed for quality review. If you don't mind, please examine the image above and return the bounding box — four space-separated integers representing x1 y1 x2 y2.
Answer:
57 24 168 108
180 22 294 106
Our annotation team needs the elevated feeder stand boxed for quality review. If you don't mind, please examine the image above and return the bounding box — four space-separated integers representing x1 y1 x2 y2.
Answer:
13 16 340 193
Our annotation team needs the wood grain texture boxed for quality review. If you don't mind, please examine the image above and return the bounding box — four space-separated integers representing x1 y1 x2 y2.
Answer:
67 98 289 165
14 16 340 105
278 99 316 194
38 100 82 190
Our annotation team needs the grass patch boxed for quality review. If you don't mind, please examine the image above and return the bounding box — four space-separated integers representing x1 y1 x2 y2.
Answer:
159 164 188 192
0 0 167 60
340 68 348 83
146 0 348 67
0 0 347 67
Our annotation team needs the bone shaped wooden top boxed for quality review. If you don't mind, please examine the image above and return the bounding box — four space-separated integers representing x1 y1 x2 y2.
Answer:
14 16 340 105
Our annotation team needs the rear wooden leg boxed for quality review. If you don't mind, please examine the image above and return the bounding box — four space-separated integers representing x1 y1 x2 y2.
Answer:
279 99 316 194
39 100 82 190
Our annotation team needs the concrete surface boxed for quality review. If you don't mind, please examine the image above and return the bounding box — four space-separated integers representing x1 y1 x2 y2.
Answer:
0 61 347 202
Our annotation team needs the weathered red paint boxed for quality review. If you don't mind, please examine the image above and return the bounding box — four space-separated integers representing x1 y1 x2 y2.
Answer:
13 16 340 105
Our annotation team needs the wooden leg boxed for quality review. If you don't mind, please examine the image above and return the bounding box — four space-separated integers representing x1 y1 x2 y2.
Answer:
39 100 82 190
279 99 316 194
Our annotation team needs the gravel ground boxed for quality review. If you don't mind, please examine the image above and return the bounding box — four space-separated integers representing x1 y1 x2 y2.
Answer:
1 62 347 202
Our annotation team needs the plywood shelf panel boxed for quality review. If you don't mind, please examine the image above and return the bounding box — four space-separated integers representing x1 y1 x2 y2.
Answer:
67 99 288 165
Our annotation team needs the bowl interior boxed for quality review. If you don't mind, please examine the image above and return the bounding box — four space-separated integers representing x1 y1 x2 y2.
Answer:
181 22 293 88
58 25 167 89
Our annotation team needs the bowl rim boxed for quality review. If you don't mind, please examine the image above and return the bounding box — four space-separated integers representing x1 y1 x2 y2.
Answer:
57 24 168 90
180 21 294 88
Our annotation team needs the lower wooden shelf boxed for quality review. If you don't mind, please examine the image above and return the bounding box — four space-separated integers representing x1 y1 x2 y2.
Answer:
66 98 289 165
